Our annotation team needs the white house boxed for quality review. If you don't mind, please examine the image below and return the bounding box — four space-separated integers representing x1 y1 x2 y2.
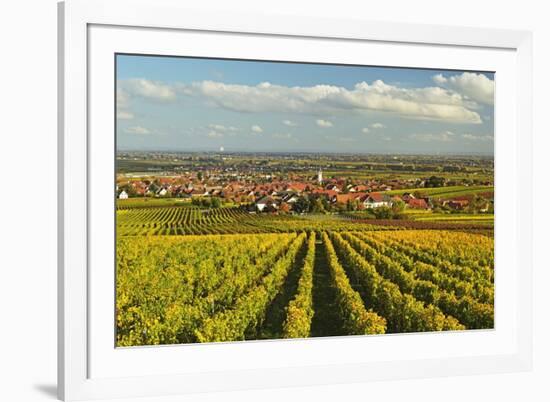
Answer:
118 190 128 199
363 192 391 209
255 196 278 212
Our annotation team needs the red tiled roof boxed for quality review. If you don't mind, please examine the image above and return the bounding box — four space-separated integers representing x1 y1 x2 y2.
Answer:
366 192 385 202
335 192 366 204
287 182 308 191
354 185 370 192
449 199 469 206
407 198 429 209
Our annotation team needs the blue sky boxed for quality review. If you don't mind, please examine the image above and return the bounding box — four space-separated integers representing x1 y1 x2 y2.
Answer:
116 54 495 154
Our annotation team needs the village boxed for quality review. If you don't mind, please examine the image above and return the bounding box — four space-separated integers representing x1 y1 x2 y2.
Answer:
117 165 492 216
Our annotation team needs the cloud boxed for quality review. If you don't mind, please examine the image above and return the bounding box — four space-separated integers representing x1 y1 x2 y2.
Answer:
124 126 151 135
251 125 263 133
432 74 448 85
461 134 494 142
117 110 134 120
117 79 177 121
410 131 456 142
432 72 494 105
180 79 482 123
316 119 333 128
361 127 370 134
118 76 487 123
370 122 386 129
283 119 298 127
121 78 177 101
117 88 134 120
410 131 493 143
208 124 237 132
117 88 129 108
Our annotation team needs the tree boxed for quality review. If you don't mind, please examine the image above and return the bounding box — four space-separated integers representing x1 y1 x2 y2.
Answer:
391 200 405 214
311 198 326 214
424 176 445 188
466 195 488 214
346 199 360 212
147 182 159 195
210 197 221 208
294 196 310 213
335 202 347 213
279 202 290 214
373 206 392 219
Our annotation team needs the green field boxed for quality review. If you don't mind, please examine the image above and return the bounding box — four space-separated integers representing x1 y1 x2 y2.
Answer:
382 185 493 198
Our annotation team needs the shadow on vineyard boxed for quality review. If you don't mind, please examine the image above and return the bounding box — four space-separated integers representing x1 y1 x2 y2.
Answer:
253 240 309 340
310 234 346 338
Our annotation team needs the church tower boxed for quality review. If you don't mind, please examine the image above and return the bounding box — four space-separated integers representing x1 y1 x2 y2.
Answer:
317 168 323 184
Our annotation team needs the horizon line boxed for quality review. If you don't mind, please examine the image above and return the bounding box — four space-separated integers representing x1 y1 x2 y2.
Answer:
116 149 494 157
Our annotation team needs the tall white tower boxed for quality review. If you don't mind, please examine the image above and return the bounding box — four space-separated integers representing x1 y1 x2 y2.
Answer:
318 168 323 184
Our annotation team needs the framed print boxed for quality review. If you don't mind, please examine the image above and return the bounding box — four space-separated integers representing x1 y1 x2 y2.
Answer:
58 0 533 400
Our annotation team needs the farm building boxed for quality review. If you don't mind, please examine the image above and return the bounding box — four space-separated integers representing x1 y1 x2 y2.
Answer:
334 193 366 205
446 199 469 210
391 195 403 203
156 187 168 197
118 190 128 199
407 198 430 210
255 196 278 212
402 192 416 202
363 192 392 208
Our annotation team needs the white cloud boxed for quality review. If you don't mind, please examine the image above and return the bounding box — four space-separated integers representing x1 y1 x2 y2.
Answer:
208 124 237 132
124 126 151 135
180 79 482 124
117 88 134 120
361 127 370 134
461 134 494 142
432 72 494 105
316 119 333 128
117 88 129 108
283 119 298 127
370 122 386 129
122 78 177 101
410 131 493 143
410 131 456 142
117 110 134 120
432 74 448 85
251 125 263 133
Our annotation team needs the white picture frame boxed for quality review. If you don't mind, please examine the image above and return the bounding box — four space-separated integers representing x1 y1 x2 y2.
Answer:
58 0 533 400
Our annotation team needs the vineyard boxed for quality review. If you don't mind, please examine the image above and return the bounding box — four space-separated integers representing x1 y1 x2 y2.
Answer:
117 204 494 236
116 225 494 346
116 205 398 235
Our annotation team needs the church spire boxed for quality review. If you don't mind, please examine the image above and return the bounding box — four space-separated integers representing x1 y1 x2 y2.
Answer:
317 168 323 184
